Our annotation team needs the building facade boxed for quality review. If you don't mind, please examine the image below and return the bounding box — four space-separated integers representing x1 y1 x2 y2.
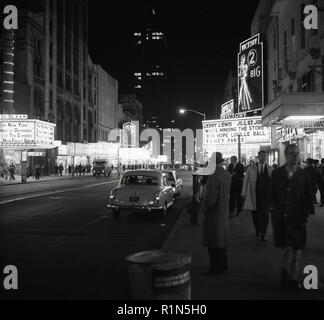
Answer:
119 94 143 128
97 65 119 142
0 0 100 144
252 0 324 165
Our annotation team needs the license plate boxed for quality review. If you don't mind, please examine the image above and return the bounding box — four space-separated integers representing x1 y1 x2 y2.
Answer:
129 196 139 203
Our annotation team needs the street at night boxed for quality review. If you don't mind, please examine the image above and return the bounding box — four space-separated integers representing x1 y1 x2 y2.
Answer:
1 0 324 308
0 171 192 299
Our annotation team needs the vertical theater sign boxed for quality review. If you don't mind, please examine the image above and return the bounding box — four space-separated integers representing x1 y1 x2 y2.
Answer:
237 34 264 115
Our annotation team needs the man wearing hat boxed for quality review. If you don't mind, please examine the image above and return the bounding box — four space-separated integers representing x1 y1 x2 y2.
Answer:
201 152 232 275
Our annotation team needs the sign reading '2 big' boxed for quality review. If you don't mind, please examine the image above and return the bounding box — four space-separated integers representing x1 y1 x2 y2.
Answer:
237 34 264 116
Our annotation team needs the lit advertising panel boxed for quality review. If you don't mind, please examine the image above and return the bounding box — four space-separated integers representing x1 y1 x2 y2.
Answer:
237 34 264 115
221 100 234 119
0 118 56 149
203 117 271 158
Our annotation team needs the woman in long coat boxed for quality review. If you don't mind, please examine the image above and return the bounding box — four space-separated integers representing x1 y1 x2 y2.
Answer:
202 152 232 275
241 163 257 211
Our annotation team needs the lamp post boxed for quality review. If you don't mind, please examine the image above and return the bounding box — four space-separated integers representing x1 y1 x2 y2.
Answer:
237 134 242 163
179 109 206 121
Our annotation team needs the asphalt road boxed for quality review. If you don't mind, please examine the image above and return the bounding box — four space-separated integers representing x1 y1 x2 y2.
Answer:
0 171 193 300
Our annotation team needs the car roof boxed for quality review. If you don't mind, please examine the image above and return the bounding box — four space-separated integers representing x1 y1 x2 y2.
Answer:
123 170 163 178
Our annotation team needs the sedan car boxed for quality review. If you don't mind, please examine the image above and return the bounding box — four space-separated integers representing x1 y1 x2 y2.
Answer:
107 170 175 218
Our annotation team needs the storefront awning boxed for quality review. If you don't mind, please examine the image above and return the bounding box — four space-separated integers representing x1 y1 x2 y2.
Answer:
262 93 324 127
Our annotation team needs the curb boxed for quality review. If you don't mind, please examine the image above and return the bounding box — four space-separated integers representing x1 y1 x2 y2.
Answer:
0 174 118 187
161 198 192 250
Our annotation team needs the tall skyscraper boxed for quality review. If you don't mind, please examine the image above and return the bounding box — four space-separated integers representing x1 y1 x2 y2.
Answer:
132 7 169 123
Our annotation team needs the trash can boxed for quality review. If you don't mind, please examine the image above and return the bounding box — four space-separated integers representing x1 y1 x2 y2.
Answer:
125 250 191 300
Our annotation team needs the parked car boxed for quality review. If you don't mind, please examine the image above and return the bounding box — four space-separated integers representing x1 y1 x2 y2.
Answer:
161 170 183 197
92 159 112 176
107 170 175 218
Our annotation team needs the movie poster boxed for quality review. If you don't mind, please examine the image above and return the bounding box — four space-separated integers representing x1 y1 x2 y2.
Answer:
237 34 264 114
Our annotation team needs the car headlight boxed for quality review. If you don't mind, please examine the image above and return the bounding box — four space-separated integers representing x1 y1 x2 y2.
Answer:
154 191 160 203
110 190 117 200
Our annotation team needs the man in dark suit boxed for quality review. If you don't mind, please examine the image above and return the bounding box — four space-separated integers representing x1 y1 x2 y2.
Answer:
254 151 272 241
228 156 245 216
304 158 322 205
270 144 314 290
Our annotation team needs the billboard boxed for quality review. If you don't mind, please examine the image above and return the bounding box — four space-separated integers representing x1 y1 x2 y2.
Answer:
203 117 271 159
237 34 264 114
221 100 234 119
0 118 56 149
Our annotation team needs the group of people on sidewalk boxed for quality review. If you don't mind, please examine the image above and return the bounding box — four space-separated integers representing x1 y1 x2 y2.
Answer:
199 144 322 291
0 162 16 181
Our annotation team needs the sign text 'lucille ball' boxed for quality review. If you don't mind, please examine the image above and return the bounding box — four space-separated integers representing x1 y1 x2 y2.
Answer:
203 117 271 146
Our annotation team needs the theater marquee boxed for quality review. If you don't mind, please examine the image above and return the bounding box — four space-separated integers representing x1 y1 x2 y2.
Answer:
203 116 270 145
203 117 271 159
0 116 56 149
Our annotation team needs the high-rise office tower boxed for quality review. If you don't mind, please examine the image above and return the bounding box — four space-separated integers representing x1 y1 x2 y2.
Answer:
132 7 169 123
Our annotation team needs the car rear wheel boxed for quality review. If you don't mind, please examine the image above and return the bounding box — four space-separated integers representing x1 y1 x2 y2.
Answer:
112 209 120 218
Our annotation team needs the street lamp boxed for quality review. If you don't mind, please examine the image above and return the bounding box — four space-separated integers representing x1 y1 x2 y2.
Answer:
179 108 206 121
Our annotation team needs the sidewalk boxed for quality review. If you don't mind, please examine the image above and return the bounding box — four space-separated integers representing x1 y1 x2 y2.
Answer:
163 204 324 300
0 173 110 186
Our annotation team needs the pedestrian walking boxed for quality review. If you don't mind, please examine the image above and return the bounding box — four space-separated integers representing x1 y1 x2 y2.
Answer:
0 163 6 179
34 164 41 180
228 156 245 216
9 163 16 181
68 164 72 176
59 163 64 176
304 158 322 205
54 164 59 176
41 165 45 178
241 150 272 241
201 152 231 275
269 144 314 290
117 163 123 178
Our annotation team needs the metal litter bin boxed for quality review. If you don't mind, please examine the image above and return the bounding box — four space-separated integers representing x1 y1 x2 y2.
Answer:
125 250 191 300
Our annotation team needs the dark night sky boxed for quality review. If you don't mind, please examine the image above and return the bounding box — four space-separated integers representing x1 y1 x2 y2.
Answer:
89 0 259 129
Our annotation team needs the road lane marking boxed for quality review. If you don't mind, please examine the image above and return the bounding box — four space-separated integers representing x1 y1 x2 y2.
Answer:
50 216 108 246
50 236 66 245
49 197 68 199
87 216 107 225
0 181 119 205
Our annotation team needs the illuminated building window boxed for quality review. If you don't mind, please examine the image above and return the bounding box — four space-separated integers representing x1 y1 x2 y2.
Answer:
135 85 142 89
137 41 142 45
134 72 142 76
134 32 141 37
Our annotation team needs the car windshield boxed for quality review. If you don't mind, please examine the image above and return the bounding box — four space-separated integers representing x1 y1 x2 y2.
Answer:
94 162 105 166
122 175 159 186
